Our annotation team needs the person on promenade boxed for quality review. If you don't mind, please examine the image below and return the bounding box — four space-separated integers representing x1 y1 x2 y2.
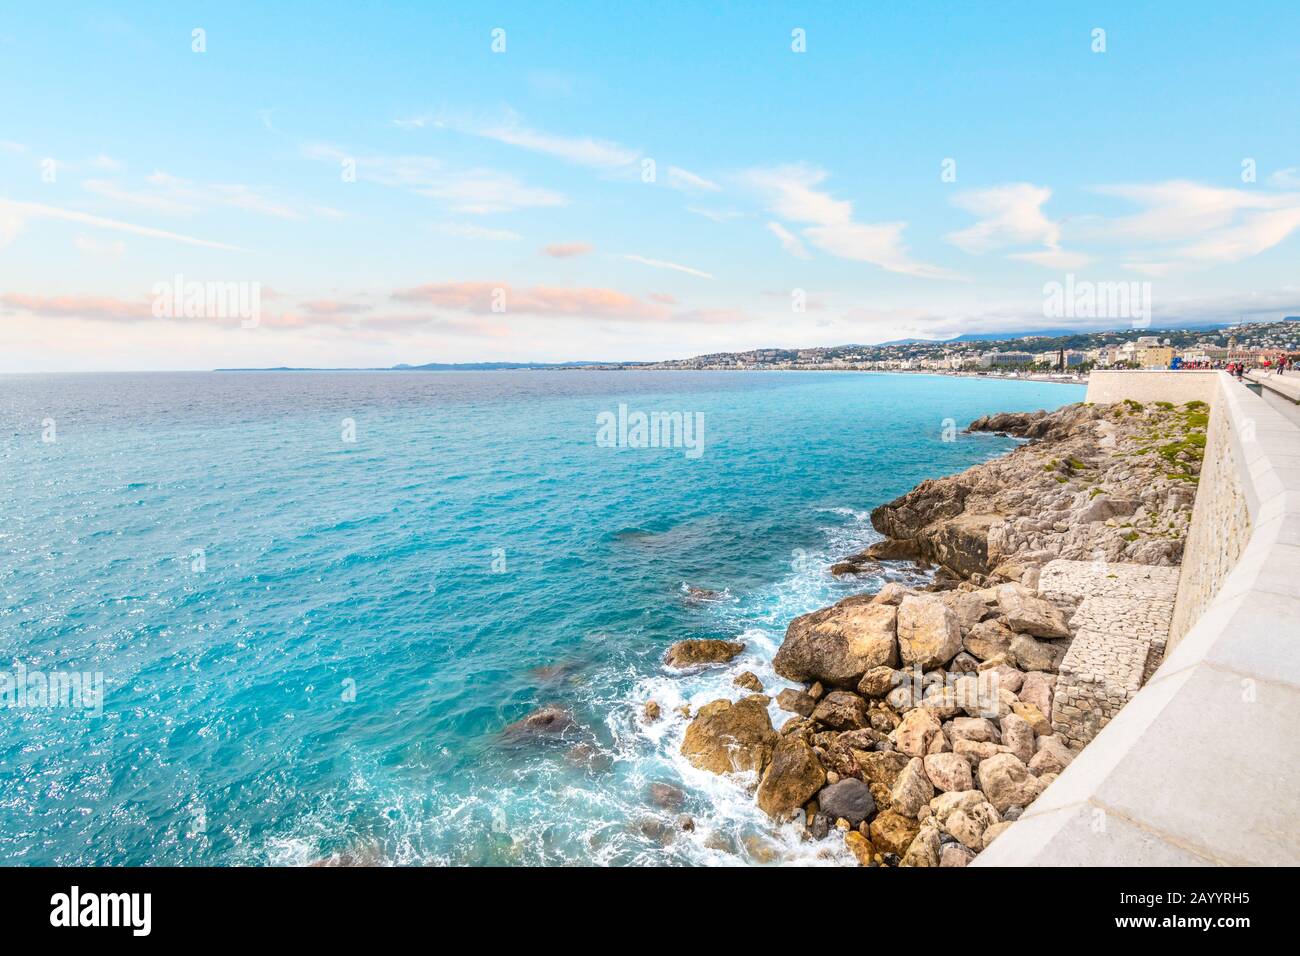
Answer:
1235 363 1245 382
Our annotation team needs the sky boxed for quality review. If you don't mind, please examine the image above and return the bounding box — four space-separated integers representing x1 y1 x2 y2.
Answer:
2 1 1299 371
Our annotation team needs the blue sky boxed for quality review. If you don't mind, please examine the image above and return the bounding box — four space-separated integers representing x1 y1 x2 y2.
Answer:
2 1 1299 370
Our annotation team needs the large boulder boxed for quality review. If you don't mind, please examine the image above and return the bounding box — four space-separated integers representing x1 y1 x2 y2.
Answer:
775 687 816 717
680 697 777 775
1019 672 1056 725
1029 734 1075 775
870 810 920 857
996 585 1070 639
896 596 963 670
889 757 935 817
1009 633 1066 673
664 639 745 668
811 690 870 730
893 707 942 757
900 822 942 867
756 735 826 818
999 713 1035 764
942 801 1001 851
857 665 898 698
964 619 1015 662
977 753 1044 813
935 590 989 633
773 596 898 687
818 778 876 826
923 752 974 792
852 749 910 791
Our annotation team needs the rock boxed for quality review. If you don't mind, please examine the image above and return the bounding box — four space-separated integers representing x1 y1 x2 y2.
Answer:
953 738 1007 764
780 715 815 737
648 782 686 810
807 681 825 700
1029 734 1075 775
733 671 764 692
977 753 1043 813
870 809 921 857
964 619 1016 662
844 830 875 866
857 665 897 698
1009 633 1065 673
900 823 941 867
501 706 581 743
680 697 777 775
996 585 1070 639
949 716 998 743
999 713 1035 764
773 597 898 687
872 581 912 605
775 687 816 717
921 685 962 719
929 790 987 822
1012 701 1053 737
893 707 942 757
643 700 661 723
1019 672 1055 725
889 757 935 817
940 844 976 867
950 651 980 673
923 752 974 792
817 778 876 826
853 749 910 791
664 639 745 668
811 690 870 730
756 735 826 819
820 728 880 778
683 585 724 603
935 590 989 632
942 801 1000 850
925 727 950 755
984 663 1025 694
896 596 963 669
678 815 695 832
886 684 918 713
982 820 1014 849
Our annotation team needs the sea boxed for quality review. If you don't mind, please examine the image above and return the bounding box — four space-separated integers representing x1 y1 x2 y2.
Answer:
0 370 1083 865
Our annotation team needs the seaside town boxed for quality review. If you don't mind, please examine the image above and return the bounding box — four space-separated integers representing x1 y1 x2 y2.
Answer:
626 319 1300 380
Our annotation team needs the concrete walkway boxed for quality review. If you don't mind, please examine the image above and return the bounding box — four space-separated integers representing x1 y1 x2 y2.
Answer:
1246 370 1300 427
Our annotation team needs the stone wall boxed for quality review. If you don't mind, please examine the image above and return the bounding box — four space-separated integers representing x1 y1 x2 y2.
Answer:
1167 390 1251 649
1084 369 1218 406
974 372 1300 866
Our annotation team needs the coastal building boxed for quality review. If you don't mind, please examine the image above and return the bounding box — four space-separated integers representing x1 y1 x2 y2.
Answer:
1137 346 1175 369
979 350 1035 367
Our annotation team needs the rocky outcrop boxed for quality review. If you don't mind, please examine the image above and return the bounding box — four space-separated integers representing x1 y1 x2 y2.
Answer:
664 639 745 668
870 401 1204 578
773 596 898 686
756 736 825 818
680 697 776 775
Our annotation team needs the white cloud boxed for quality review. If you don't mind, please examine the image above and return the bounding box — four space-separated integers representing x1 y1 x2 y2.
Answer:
947 183 1061 253
744 164 953 278
686 206 742 223
74 234 126 258
766 221 810 259
1091 180 1300 270
301 143 567 214
667 166 720 192
473 117 638 169
623 254 714 279
0 197 243 250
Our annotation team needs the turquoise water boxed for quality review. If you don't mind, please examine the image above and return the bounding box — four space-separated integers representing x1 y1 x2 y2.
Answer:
0 370 1082 865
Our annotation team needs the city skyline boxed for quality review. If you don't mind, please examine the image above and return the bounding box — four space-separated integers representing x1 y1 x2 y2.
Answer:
3 1 1299 371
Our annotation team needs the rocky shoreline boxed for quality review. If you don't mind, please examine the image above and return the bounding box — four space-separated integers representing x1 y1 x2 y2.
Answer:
654 398 1208 866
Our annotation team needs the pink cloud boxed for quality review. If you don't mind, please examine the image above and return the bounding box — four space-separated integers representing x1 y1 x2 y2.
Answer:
0 293 154 322
392 281 671 320
541 242 593 258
